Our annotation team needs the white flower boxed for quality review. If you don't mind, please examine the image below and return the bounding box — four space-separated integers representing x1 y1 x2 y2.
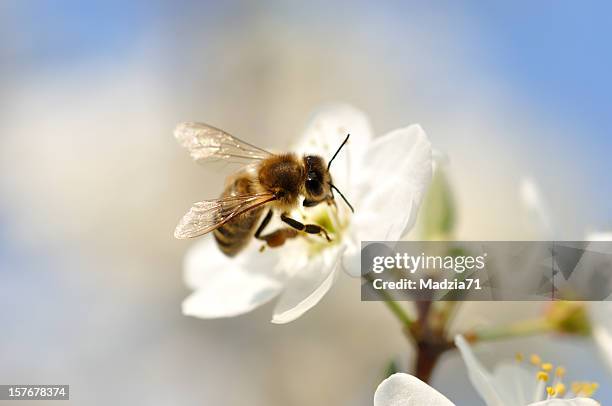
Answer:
373 336 600 406
182 104 432 323
453 335 600 406
585 231 612 373
374 373 454 406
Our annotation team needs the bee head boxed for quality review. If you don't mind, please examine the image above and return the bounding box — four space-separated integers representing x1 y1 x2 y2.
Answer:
302 134 354 213
302 155 331 207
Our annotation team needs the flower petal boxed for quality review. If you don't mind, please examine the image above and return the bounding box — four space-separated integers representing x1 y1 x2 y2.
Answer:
589 301 612 372
528 399 600 406
491 362 535 406
182 238 283 319
373 373 455 406
353 124 432 241
454 335 507 406
296 103 373 190
271 246 344 324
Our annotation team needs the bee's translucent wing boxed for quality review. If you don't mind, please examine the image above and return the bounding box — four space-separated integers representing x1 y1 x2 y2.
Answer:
174 122 273 164
174 193 276 239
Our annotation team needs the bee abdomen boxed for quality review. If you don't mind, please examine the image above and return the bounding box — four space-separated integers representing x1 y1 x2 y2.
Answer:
214 177 264 257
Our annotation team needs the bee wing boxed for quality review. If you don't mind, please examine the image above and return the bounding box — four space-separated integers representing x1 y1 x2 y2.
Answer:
174 193 276 239
174 122 273 164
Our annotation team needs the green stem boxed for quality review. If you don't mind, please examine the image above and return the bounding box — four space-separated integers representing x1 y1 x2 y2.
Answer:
382 296 414 329
362 274 413 329
471 318 554 342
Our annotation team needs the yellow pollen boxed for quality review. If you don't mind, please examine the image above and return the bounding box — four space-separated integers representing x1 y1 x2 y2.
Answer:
571 381 583 394
537 371 549 382
541 362 553 372
530 354 542 365
555 383 566 396
515 352 524 362
555 366 566 378
546 386 556 396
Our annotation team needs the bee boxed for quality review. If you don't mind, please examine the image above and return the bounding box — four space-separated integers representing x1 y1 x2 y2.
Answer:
174 122 354 256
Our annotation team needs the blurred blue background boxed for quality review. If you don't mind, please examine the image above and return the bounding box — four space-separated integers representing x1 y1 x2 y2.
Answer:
0 1 610 405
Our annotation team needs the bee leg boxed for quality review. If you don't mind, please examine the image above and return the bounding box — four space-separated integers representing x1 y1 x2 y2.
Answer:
256 228 299 248
254 209 273 239
280 213 332 242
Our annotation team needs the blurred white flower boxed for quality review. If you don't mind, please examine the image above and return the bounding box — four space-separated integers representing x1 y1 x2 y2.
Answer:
373 336 601 406
182 104 432 323
454 335 600 406
374 372 599 406
374 373 454 406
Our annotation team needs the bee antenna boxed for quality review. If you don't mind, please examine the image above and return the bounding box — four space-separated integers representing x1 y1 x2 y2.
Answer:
327 133 350 171
330 184 354 213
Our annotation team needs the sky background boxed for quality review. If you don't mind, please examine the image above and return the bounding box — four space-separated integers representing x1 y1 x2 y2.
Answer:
0 1 610 405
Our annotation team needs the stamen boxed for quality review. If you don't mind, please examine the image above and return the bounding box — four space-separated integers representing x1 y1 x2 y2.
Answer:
533 372 547 403
546 386 556 398
582 382 599 397
530 354 542 366
571 381 583 395
555 366 566 378
541 363 553 372
515 352 524 362
571 381 598 397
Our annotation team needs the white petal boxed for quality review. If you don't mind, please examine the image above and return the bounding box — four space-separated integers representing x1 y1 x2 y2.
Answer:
454 335 507 406
528 399 600 406
296 103 373 190
353 125 432 241
182 238 283 319
271 246 344 324
339 232 362 277
183 237 282 289
373 373 455 406
589 301 612 372
491 362 535 406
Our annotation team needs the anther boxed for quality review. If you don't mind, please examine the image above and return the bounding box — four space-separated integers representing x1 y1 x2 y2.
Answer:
554 383 566 396
555 366 566 378
537 371 549 382
530 354 542 366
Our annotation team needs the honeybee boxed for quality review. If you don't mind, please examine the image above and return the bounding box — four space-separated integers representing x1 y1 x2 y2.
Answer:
174 122 354 256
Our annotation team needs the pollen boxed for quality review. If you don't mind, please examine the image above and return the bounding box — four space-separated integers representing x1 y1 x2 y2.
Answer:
546 386 556 396
515 352 524 362
537 371 549 382
541 362 553 372
530 354 542 366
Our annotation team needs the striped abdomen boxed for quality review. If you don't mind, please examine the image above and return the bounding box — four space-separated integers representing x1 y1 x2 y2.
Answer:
214 176 265 257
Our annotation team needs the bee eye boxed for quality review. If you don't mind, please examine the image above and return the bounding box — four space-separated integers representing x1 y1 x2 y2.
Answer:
306 177 323 197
